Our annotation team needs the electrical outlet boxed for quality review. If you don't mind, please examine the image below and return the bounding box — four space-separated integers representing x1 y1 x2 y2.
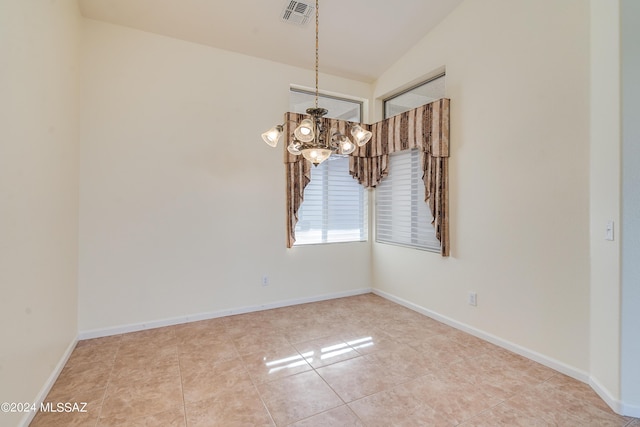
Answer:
468 292 477 306
261 275 269 286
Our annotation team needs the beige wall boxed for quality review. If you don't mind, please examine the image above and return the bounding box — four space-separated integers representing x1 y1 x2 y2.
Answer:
2 0 633 419
589 0 622 405
0 0 80 425
78 20 372 333
372 0 591 373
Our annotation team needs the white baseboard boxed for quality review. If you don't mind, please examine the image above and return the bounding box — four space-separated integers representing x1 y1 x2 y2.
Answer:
589 376 623 415
590 376 640 418
372 289 590 382
372 289 640 417
20 337 78 427
18 289 370 425
621 401 640 418
40 287 640 420
78 287 372 340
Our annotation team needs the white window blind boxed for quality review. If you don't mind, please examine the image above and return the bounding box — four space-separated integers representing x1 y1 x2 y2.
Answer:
376 149 439 250
295 156 368 245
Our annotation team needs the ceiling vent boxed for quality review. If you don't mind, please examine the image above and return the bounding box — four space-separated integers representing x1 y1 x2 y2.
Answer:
280 0 314 26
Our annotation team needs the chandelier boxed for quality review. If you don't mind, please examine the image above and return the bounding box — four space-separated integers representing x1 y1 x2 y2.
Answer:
261 0 372 166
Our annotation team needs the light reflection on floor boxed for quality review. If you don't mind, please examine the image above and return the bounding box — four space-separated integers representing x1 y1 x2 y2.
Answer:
264 336 374 373
265 352 313 374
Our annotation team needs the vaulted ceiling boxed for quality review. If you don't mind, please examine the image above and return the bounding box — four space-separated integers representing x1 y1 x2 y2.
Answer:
79 0 463 83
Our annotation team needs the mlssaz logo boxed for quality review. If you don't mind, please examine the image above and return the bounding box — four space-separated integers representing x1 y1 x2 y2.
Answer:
40 402 88 413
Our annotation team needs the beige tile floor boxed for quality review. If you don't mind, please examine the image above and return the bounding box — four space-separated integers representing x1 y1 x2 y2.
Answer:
31 293 639 426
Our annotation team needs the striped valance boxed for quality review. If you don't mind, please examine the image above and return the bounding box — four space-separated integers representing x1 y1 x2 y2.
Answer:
283 98 450 256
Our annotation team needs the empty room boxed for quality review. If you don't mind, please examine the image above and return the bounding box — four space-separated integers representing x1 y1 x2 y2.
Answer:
1 0 639 426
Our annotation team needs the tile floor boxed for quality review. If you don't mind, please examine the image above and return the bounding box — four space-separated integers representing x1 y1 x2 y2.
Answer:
31 293 638 426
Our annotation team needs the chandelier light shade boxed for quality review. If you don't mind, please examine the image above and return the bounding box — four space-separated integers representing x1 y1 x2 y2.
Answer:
287 140 302 155
336 133 356 155
261 0 371 166
261 125 283 147
350 124 373 146
302 147 332 164
294 118 315 142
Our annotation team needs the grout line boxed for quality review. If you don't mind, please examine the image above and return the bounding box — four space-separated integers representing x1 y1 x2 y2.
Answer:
175 338 188 427
49 294 638 426
227 322 279 427
93 336 122 426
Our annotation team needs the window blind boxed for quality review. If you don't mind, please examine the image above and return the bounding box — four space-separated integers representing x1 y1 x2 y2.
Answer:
295 156 368 245
376 149 440 251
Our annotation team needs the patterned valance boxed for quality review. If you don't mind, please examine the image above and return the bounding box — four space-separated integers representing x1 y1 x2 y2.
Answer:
283 98 450 256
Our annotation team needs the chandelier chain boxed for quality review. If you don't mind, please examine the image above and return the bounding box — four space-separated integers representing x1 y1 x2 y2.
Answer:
261 0 372 165
315 0 319 109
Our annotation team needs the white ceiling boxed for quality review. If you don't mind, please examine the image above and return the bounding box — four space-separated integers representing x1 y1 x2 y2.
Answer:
79 0 463 83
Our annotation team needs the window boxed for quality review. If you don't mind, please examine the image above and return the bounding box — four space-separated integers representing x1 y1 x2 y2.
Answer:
290 88 362 122
290 89 368 245
384 74 446 118
376 74 445 251
295 158 368 244
376 149 439 249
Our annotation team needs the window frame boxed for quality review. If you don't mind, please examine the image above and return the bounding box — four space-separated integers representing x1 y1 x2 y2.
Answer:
290 88 364 122
382 72 446 116
376 74 446 252
290 89 369 246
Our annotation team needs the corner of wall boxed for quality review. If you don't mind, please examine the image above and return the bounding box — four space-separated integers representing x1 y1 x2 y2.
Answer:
588 0 623 407
0 1 81 423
